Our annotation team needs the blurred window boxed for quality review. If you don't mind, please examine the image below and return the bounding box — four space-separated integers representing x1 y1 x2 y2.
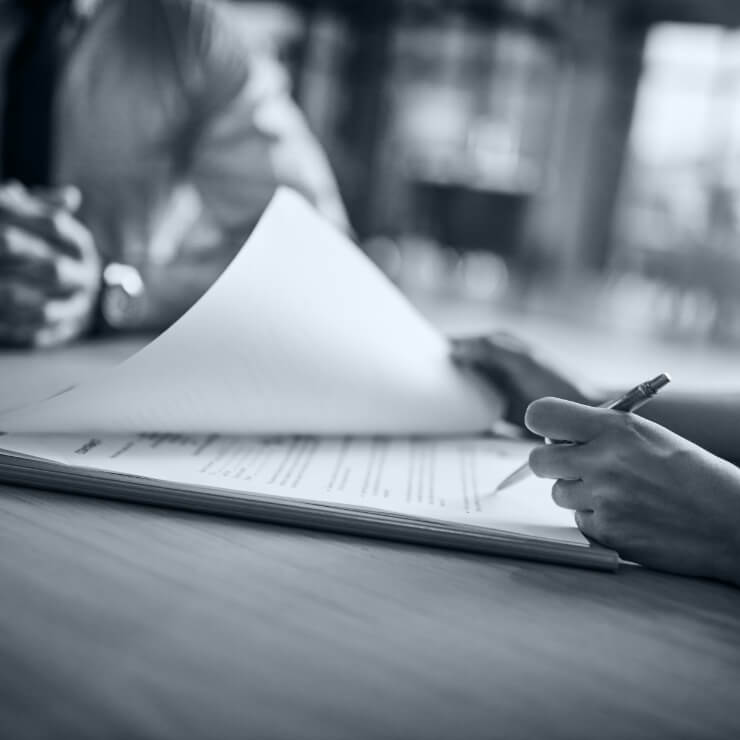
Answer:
612 22 740 341
616 23 740 258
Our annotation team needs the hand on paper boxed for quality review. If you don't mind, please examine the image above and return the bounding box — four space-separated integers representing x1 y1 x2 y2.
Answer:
0 182 100 347
451 333 591 428
526 397 740 585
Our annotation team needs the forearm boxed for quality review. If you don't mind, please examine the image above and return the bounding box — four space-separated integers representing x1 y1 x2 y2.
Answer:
637 392 740 465
631 392 740 584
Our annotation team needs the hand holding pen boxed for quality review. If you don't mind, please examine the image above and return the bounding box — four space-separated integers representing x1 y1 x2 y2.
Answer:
453 334 740 584
495 373 672 493
510 375 740 585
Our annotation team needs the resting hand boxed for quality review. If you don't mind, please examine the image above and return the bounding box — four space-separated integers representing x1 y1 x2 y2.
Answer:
526 397 740 585
451 333 591 427
0 182 100 347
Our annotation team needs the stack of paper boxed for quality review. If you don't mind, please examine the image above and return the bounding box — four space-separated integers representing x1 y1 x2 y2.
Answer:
0 190 617 571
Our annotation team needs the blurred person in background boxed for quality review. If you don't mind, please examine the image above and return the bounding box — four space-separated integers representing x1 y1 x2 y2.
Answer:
0 0 347 347
454 335 740 587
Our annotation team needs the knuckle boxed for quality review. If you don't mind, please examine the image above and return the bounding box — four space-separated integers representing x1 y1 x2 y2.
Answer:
45 254 80 288
44 292 91 324
607 410 642 438
589 481 608 504
50 211 79 246
590 476 624 506
585 435 611 460
0 225 26 255
50 210 94 255
50 208 72 234
592 490 615 518
597 483 633 519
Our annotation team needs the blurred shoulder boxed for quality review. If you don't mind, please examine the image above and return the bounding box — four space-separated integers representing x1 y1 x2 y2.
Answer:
109 0 253 107
111 0 227 42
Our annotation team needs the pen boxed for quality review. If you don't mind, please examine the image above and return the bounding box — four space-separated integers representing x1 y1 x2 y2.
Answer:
493 372 672 494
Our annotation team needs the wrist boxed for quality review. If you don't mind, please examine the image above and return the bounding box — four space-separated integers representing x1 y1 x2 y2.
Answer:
710 464 740 587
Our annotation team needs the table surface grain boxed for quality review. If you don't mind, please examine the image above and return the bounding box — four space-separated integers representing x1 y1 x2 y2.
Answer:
1 334 740 740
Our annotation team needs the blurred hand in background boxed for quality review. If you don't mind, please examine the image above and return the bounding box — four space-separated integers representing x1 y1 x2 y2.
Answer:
451 332 592 428
0 0 348 346
0 182 100 348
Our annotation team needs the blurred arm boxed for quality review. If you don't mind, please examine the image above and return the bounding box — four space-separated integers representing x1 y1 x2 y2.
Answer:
452 334 740 465
638 392 740 465
129 1 348 329
188 49 349 241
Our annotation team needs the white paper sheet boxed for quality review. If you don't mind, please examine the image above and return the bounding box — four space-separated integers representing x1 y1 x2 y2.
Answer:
0 432 585 545
0 189 501 435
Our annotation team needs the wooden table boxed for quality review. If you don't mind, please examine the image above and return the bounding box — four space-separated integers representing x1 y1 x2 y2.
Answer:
1 336 740 740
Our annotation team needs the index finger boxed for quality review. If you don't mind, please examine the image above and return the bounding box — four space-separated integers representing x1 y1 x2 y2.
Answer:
525 397 609 443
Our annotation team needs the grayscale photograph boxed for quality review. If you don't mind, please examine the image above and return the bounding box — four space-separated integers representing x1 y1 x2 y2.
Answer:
0 1 739 738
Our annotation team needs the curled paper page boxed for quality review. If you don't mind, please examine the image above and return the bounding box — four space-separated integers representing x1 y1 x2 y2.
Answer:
1 189 503 435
